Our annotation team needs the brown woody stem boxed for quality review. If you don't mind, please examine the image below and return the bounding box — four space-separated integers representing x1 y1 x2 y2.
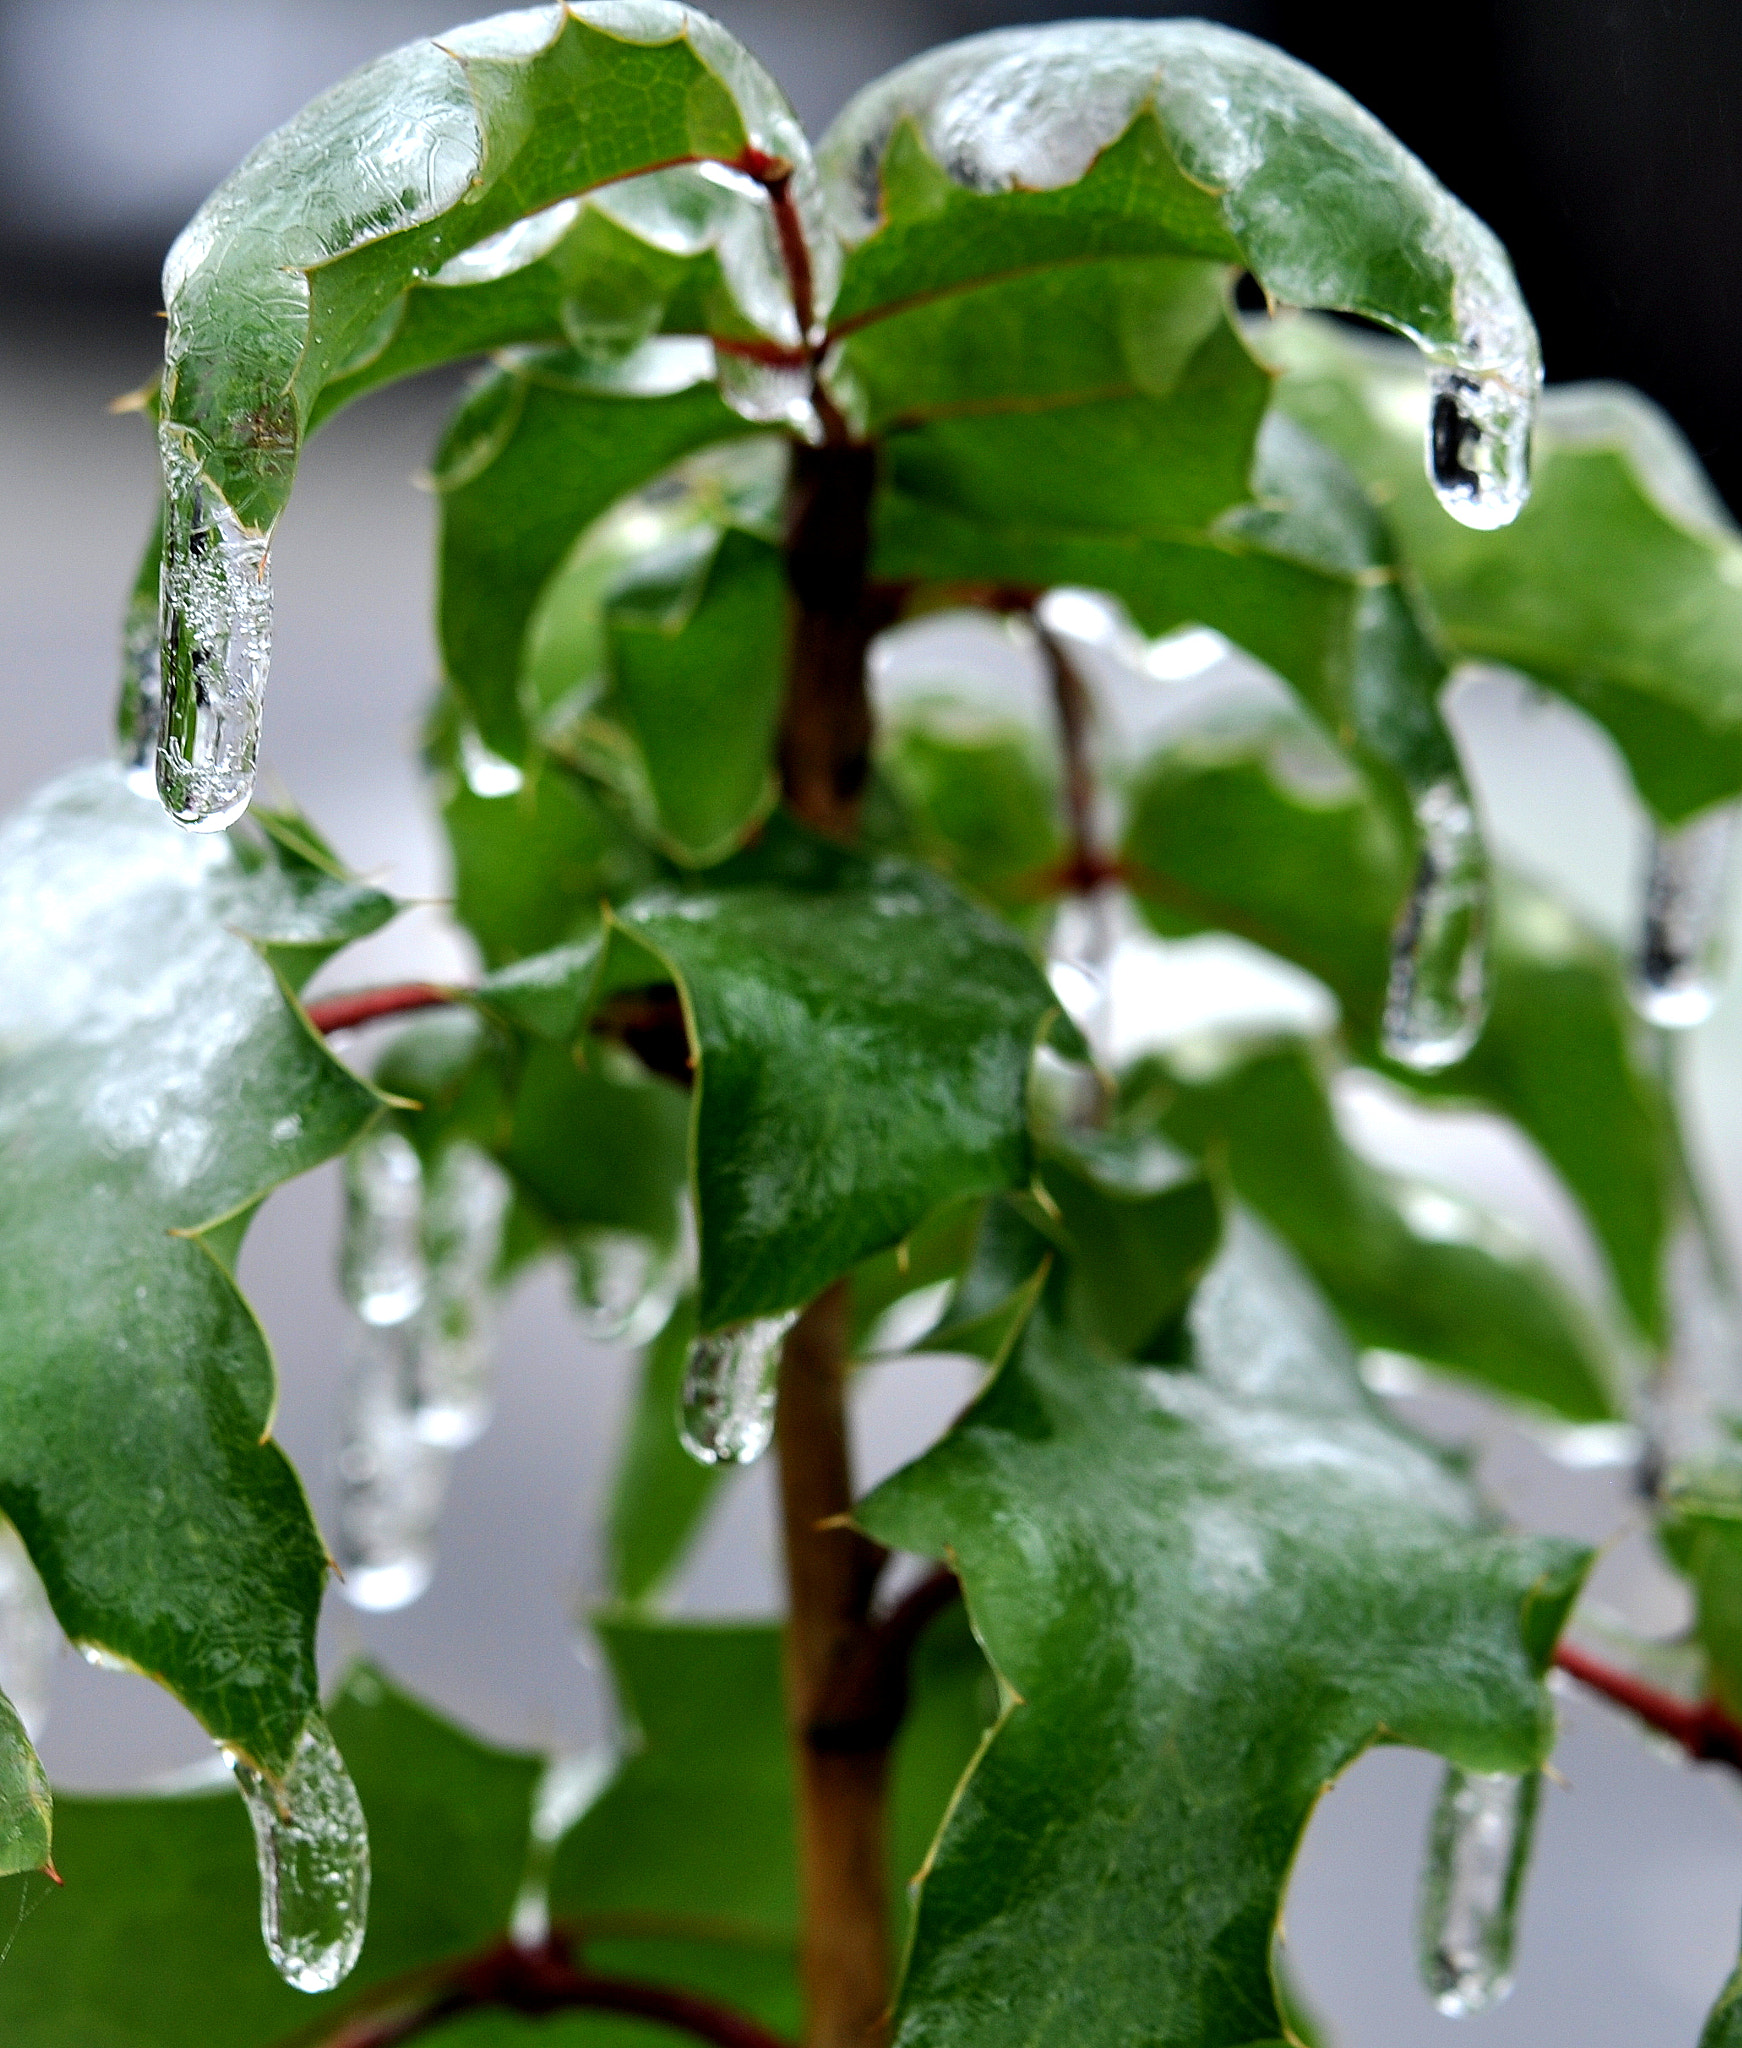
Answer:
1554 1641 1742 1772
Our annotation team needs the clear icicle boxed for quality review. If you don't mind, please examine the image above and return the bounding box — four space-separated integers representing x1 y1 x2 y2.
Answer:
1425 364 1536 531
156 423 272 832
408 1142 509 1450
572 1226 689 1348
678 1309 802 1467
1633 803 1738 1028
228 1714 370 1994
715 353 820 439
1418 1766 1540 2016
0 1521 56 1743
334 1322 451 1613
340 1129 426 1328
1382 778 1489 1071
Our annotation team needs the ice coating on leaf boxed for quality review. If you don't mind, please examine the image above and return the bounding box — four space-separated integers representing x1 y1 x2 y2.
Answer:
716 353 819 436
1418 1766 1539 2016
1633 801 1737 1029
678 1308 801 1466
117 547 163 795
341 1127 427 1326
430 196 582 284
819 19 1538 523
229 1714 370 1993
407 1141 510 1448
156 426 273 831
335 1321 450 1612
1382 777 1490 1071
0 1522 56 1744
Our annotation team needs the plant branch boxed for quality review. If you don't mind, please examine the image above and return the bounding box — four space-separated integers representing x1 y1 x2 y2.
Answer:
1554 1641 1742 1772
309 1936 790 2048
304 983 454 1034
1035 621 1115 895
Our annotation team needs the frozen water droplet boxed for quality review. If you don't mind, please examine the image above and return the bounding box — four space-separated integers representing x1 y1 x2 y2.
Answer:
229 1715 369 1994
1426 365 1534 531
334 1322 449 1611
1418 1767 1538 2017
118 576 163 794
407 1143 508 1449
716 353 819 439
572 1226 689 1347
1382 778 1489 1071
1633 803 1737 1028
678 1309 802 1466
156 425 272 831
341 1129 426 1327
0 1522 57 1742
459 726 525 797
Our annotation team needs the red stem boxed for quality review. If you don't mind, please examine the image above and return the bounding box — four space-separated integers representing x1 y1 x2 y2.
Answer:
1554 1641 1742 1772
312 1937 790 2048
305 983 454 1034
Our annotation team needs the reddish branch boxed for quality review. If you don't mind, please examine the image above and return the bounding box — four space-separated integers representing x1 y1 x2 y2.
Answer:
1554 1641 1742 1772
305 983 453 1034
311 1936 790 2048
1035 623 1120 895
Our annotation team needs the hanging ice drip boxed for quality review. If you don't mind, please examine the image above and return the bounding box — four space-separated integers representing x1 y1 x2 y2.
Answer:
1382 778 1490 1071
407 1142 510 1450
571 1213 693 1349
1417 1766 1540 2016
341 1129 426 1328
1425 365 1535 531
1633 803 1738 1029
0 1520 56 1743
333 1321 450 1613
678 1310 802 1467
155 424 273 832
226 1715 369 1993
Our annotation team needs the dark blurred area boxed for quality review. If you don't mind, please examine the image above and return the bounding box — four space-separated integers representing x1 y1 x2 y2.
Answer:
6 0 1736 500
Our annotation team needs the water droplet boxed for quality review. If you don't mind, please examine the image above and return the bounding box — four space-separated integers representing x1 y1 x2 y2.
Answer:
334 1322 449 1611
458 726 525 798
228 1714 369 1994
156 425 272 831
678 1309 802 1466
715 352 820 439
1418 1766 1539 2016
1633 803 1737 1028
408 1143 509 1449
0 1523 56 1742
1382 778 1489 1071
118 573 163 795
340 1129 426 1327
572 1226 688 1347
1426 365 1534 531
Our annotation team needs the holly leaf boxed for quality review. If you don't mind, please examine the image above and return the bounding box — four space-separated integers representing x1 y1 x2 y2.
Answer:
1142 1035 1624 1420
159 2 821 534
0 1665 540 2047
1265 314 1742 822
0 1690 50 1878
480 821 1063 1329
859 1215 1588 2048
0 766 391 1775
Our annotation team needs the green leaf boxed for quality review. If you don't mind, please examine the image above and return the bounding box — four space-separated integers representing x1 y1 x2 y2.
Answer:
1142 1034 1624 1419
0 1664 541 2047
605 1297 721 1606
160 4 817 533
0 766 390 1775
821 25 1535 387
1265 315 1742 822
482 822 1062 1329
1121 712 1677 1344
601 524 789 863
0 1688 50 1878
858 1217 1589 2048
436 355 752 754
504 1042 690 1246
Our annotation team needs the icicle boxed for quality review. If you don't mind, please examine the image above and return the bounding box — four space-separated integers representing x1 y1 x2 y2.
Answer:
508 1749 615 1951
227 1714 369 1993
572 1226 689 1348
340 1129 426 1328
0 1522 56 1743
678 1309 802 1467
1633 803 1737 1028
155 423 272 832
334 1322 450 1612
1382 778 1489 1071
1425 364 1535 531
407 1142 509 1450
1047 891 1120 1072
1418 1766 1539 2017
715 352 820 439
118 577 162 795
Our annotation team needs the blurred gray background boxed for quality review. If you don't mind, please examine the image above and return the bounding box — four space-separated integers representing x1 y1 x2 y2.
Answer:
5 2 1742 2043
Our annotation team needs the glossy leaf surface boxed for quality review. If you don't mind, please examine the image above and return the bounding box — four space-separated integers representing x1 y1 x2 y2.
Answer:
0 1690 50 1878
0 767 390 1774
860 1218 1587 2048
